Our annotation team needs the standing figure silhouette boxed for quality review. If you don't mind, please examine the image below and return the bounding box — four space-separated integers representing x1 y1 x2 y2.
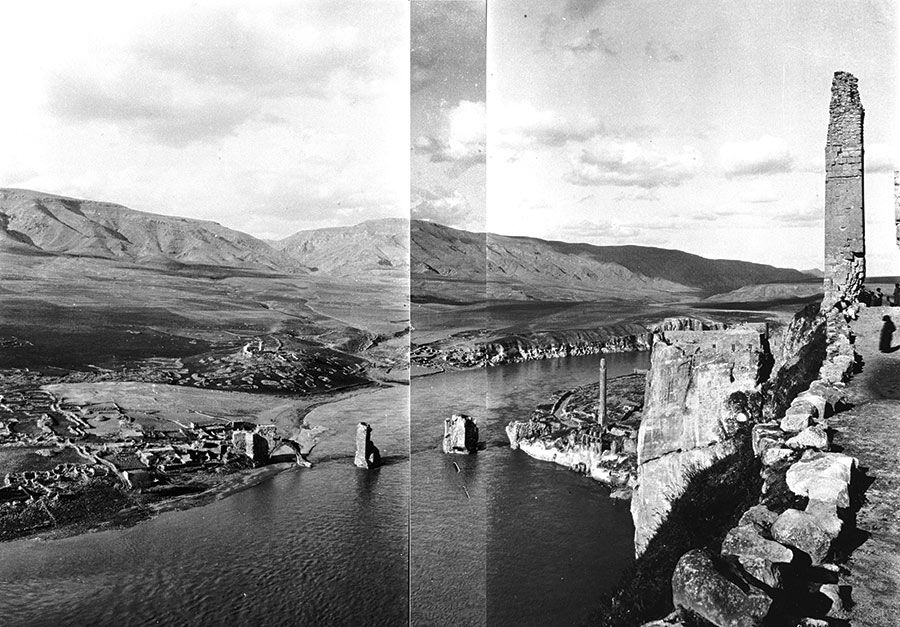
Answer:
879 315 896 353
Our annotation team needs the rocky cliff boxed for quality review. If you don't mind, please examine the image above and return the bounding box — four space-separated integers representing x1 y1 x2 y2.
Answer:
413 317 725 372
631 324 774 555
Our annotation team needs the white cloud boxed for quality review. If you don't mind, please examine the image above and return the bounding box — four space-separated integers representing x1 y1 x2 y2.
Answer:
567 139 701 188
0 1 408 237
492 102 604 148
48 73 256 146
719 136 794 177
411 186 473 227
413 100 485 170
552 218 670 246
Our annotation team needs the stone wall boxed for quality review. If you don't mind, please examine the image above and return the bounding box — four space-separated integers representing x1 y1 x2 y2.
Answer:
631 324 773 555
823 71 865 315
643 71 868 627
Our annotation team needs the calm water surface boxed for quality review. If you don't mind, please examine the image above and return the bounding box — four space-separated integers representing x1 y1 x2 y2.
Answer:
0 352 648 626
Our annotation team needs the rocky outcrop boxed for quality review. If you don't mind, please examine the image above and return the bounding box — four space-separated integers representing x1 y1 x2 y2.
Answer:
651 317 725 333
671 549 772 627
413 326 653 370
506 419 554 448
631 323 773 555
353 422 381 469
442 414 479 454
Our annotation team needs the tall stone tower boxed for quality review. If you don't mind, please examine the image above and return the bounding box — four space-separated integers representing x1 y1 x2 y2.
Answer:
894 170 899 249
823 71 865 313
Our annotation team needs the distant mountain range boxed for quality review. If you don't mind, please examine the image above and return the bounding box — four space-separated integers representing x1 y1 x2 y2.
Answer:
274 218 408 277
1 189 813 301
0 189 302 272
410 220 812 302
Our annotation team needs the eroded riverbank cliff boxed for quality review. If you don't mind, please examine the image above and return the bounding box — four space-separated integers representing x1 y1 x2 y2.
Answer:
418 316 726 372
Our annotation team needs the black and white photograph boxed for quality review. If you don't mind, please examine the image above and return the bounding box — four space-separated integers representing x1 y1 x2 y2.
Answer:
0 0 898 625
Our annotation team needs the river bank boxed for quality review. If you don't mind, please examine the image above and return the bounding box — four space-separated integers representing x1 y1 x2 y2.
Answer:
0 379 401 544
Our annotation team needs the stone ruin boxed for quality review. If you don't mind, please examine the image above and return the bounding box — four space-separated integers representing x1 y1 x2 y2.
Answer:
442 414 479 454
631 324 772 555
354 422 381 469
640 72 873 626
232 425 278 465
823 71 865 316
895 169 899 249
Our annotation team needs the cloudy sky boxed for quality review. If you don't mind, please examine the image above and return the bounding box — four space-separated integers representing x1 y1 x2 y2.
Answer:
414 0 897 272
411 0 486 231
0 0 407 240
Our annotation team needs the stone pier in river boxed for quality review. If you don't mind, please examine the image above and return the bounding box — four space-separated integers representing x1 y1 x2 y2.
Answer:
442 414 479 454
823 71 865 315
354 422 381 469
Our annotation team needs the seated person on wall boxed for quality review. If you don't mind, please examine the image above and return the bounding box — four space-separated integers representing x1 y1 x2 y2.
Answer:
860 287 873 307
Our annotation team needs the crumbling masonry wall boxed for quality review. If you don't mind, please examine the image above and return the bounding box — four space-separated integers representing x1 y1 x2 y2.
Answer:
823 71 865 313
894 170 899 249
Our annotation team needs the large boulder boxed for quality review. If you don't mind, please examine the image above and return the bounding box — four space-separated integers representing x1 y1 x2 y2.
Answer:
804 499 843 538
672 549 772 626
780 408 814 433
793 391 830 421
721 525 793 588
761 446 799 468
785 451 855 507
443 414 479 454
785 427 829 451
738 505 780 533
771 509 832 564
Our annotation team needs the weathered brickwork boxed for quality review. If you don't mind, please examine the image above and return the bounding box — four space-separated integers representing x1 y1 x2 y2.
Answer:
894 170 899 250
823 71 865 313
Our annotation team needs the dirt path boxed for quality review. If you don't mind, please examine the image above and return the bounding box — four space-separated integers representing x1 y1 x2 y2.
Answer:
829 306 900 625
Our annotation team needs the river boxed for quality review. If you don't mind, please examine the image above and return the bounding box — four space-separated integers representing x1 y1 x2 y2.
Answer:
0 351 649 626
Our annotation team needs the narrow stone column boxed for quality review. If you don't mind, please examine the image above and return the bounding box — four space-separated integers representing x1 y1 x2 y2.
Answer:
894 170 899 250
354 422 381 469
598 357 608 427
823 71 865 314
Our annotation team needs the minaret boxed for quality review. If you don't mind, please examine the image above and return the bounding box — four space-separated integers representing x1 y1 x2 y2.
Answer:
598 356 608 427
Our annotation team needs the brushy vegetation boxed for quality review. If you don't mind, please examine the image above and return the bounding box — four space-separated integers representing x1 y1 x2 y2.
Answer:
588 432 762 626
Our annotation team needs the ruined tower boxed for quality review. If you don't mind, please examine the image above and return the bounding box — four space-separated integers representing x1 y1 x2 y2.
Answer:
823 71 865 313
894 170 899 249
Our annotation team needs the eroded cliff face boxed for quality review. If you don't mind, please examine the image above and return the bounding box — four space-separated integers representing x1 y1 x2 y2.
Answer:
631 324 773 555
